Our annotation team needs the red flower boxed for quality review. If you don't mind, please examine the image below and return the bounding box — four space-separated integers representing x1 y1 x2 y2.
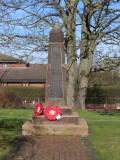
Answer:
44 105 62 121
34 103 43 117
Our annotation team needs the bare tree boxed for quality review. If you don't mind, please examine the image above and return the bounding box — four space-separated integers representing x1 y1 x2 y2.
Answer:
0 0 52 63
0 0 80 107
77 0 120 109
93 46 120 71
0 0 120 109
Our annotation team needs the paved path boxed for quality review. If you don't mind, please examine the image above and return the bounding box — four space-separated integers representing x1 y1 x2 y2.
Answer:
4 136 95 160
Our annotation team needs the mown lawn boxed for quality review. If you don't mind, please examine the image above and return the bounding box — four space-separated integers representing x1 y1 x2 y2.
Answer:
0 109 120 160
0 108 33 159
78 110 120 160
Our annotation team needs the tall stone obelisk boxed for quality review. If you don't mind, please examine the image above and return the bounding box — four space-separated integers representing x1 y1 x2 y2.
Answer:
22 26 88 137
45 26 66 106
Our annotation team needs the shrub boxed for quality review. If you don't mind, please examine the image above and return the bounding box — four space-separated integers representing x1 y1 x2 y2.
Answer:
0 86 45 108
5 86 45 102
0 88 22 108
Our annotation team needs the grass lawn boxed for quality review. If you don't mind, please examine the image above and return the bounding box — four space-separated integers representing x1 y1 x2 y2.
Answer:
0 108 33 159
0 109 120 160
78 110 120 160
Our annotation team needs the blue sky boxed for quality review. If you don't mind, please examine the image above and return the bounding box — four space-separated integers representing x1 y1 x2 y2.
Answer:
0 0 120 63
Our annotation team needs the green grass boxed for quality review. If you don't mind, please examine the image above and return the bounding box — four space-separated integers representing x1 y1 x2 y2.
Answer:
0 109 120 160
0 108 33 159
78 110 120 160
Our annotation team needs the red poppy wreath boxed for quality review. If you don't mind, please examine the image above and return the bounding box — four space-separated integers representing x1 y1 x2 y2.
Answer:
44 105 62 121
34 103 43 117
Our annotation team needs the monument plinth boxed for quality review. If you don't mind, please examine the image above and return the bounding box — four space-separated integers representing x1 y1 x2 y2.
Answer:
22 26 88 137
45 26 66 106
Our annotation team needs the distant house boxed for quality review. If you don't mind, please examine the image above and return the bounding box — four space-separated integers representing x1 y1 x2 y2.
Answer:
0 53 46 87
0 53 23 66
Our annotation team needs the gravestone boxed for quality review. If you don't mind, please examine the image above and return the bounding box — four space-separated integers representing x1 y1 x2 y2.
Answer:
45 26 66 106
22 26 88 137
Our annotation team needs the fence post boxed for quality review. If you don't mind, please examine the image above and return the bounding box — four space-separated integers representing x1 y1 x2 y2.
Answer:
106 97 107 104
38 97 40 103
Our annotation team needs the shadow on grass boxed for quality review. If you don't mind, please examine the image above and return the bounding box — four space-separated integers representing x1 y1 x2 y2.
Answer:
2 136 28 160
0 118 25 129
97 111 120 116
81 137 96 160
0 118 27 160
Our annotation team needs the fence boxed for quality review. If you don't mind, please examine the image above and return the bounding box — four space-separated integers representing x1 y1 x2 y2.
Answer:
86 96 120 111
86 96 120 104
22 96 120 103
21 96 120 106
21 96 45 107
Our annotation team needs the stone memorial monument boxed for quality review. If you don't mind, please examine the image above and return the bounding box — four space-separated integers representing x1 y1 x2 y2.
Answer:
45 25 66 106
22 26 88 136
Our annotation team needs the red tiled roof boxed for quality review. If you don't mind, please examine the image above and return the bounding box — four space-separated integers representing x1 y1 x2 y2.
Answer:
0 64 47 83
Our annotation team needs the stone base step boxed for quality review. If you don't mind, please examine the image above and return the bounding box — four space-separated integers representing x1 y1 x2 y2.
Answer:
61 107 73 115
33 112 79 125
45 98 65 106
22 118 88 137
42 107 73 115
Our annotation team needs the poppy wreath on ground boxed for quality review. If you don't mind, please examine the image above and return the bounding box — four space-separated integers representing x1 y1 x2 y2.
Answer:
34 103 43 117
44 105 62 121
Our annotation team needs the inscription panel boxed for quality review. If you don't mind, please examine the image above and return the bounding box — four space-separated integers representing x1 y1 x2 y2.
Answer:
50 47 63 97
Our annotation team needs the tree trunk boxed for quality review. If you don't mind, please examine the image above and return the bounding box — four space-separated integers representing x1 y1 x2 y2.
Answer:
76 1 95 109
66 44 77 107
63 1 78 107
78 53 93 109
66 24 77 107
78 36 95 109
